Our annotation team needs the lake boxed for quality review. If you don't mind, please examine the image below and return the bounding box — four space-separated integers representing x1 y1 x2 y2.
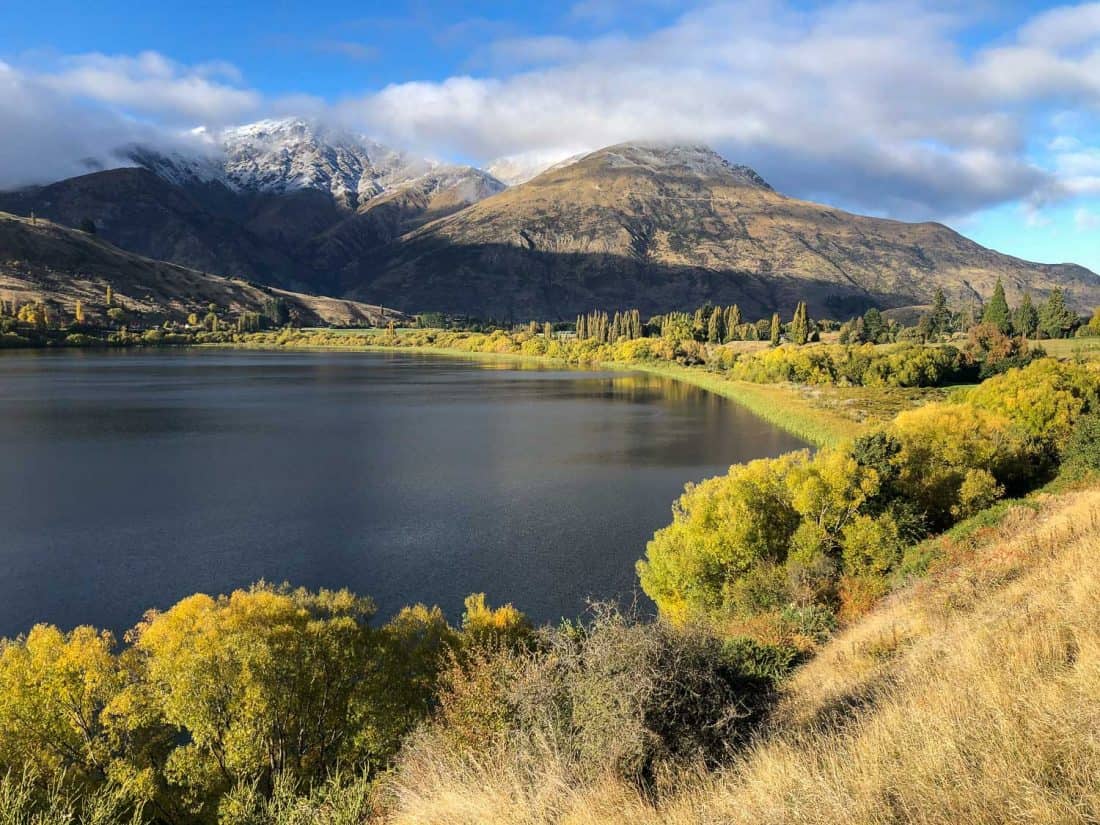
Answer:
0 349 807 637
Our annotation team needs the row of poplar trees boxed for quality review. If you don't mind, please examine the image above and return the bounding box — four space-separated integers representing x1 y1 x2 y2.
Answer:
575 309 644 342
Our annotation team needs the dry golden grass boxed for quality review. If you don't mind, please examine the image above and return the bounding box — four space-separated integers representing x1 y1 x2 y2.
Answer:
385 488 1100 824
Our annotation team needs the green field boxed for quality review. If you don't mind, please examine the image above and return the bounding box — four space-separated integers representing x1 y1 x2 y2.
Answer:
1037 337 1100 359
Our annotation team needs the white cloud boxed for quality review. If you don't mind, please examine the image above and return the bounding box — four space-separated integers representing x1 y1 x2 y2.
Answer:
2 2 1100 222
1018 2 1100 50
39 51 260 123
1075 206 1100 229
338 0 1091 218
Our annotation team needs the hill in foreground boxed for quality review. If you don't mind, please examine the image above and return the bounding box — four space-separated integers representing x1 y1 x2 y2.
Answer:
388 484 1100 823
0 212 401 327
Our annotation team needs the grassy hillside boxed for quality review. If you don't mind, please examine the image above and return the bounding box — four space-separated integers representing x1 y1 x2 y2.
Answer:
386 483 1100 824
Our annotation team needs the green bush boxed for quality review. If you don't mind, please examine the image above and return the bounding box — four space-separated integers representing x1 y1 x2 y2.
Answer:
1062 411 1100 476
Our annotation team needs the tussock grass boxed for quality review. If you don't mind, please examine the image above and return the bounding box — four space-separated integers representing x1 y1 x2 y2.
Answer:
385 488 1100 824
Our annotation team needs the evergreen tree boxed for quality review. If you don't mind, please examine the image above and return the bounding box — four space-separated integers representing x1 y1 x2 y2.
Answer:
707 307 724 343
981 278 1012 334
929 287 952 337
1038 287 1077 339
862 307 884 343
769 312 781 346
1013 293 1039 337
916 312 933 343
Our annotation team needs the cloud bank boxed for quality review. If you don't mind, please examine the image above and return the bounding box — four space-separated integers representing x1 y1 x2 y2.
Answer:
2 2 1100 221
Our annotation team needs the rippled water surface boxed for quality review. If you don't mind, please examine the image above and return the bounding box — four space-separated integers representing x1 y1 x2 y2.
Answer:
0 349 807 635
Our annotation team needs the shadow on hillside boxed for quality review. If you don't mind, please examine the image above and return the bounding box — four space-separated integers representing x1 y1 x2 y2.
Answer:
355 241 918 320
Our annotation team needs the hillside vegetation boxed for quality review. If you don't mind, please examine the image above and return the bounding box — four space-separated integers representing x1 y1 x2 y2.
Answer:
0 212 401 328
387 483 1100 825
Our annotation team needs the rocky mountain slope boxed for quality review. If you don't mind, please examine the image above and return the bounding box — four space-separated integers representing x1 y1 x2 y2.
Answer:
1 129 1096 320
0 212 400 326
0 119 504 294
357 142 1100 318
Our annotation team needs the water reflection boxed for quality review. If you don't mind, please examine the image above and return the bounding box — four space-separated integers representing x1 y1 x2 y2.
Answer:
0 349 807 636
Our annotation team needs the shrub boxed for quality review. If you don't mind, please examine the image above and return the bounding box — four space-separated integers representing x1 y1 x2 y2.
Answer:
841 513 904 578
1061 411 1100 477
638 453 805 622
951 468 1005 520
890 403 1028 528
962 359 1100 456
422 609 775 787
460 593 533 651
838 574 890 623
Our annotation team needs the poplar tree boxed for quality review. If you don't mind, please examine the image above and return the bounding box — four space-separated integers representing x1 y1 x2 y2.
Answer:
981 279 1012 334
74 300 85 324
790 301 810 345
543 322 553 339
725 305 741 342
105 284 113 307
576 314 587 340
707 307 724 343
769 313 781 346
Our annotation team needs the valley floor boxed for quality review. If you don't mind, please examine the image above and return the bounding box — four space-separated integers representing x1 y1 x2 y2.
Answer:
385 481 1100 824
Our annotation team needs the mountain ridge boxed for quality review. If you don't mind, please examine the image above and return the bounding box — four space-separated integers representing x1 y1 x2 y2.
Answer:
353 141 1099 318
1 126 1097 319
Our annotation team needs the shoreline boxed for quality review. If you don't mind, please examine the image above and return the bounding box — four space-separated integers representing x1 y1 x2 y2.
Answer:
225 340 859 447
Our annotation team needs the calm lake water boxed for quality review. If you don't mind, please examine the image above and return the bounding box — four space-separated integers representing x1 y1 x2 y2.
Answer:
0 350 807 636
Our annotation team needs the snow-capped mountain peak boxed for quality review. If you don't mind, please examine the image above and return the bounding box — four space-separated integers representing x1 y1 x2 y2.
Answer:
127 117 505 211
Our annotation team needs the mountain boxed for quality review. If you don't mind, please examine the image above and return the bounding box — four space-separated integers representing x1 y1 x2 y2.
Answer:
353 142 1100 319
0 119 505 295
1 131 1097 320
0 212 400 326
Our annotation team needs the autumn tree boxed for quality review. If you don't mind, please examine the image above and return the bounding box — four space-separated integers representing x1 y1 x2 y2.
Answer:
769 313 781 346
74 300 85 324
129 585 385 806
105 285 113 307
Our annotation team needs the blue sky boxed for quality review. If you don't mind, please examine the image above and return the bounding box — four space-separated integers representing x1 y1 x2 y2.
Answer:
1 0 1098 273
